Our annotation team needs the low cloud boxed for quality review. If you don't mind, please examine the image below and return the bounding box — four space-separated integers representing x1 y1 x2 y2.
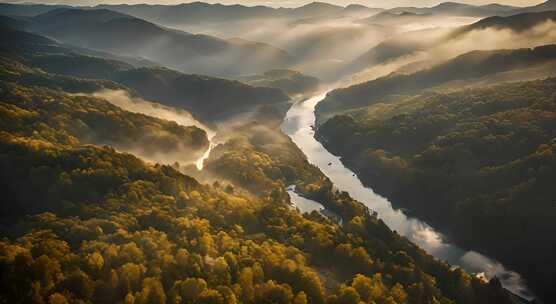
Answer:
88 89 215 168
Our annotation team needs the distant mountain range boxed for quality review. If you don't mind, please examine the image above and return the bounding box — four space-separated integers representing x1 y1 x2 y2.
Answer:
2 1 556 23
453 9 556 34
0 2 383 26
1 0 552 26
381 0 556 17
346 9 556 78
6 8 295 77
384 2 518 17
2 1 555 80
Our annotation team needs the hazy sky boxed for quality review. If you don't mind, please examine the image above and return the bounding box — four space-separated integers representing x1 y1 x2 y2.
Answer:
1 0 546 8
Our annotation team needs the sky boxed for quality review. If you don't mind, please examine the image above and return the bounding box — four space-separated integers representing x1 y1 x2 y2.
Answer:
0 0 546 8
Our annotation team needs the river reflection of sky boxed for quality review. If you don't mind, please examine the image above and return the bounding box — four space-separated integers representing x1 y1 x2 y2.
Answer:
286 186 324 214
281 92 533 300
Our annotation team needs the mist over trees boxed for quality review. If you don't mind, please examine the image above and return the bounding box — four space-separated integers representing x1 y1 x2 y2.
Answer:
0 54 511 304
1 0 556 303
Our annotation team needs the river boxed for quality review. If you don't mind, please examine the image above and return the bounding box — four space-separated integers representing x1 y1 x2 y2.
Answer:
281 92 535 301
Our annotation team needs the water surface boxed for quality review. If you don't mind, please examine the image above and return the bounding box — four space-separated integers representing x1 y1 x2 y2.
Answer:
281 92 534 300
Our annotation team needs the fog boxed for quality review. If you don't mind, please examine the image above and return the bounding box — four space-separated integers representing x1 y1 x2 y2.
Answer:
92 90 212 135
461 251 531 298
341 20 556 84
432 20 556 60
277 20 393 77
91 89 215 168
166 10 555 82
361 14 480 32
34 0 552 81
165 14 394 78
55 7 554 302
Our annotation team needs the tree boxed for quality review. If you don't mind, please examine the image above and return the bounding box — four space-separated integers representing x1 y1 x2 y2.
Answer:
48 293 68 304
239 268 255 303
198 289 224 304
254 280 294 304
61 270 94 300
135 278 166 304
293 291 308 304
169 278 207 303
334 285 360 304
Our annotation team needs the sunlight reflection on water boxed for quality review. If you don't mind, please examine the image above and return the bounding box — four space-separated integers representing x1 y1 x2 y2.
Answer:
281 92 534 300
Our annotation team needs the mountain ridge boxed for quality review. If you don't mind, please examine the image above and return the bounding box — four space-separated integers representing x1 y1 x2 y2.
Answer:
319 44 556 121
24 8 295 76
0 25 291 124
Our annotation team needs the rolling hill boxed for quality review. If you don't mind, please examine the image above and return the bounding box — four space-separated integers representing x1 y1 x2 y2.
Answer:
346 10 556 80
26 8 295 77
0 11 515 304
317 77 556 301
384 1 518 17
94 1 382 26
236 69 320 96
0 2 382 27
0 59 210 167
0 3 67 16
1 25 291 123
0 74 513 304
453 9 556 35
319 45 556 122
343 27 451 77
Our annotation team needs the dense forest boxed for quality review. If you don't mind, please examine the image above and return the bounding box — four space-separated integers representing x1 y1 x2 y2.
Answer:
317 44 556 122
3 1 555 303
318 78 556 300
0 77 513 304
0 25 515 304
0 59 209 165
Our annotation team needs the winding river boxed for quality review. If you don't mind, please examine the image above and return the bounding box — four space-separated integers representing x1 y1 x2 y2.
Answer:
281 92 534 301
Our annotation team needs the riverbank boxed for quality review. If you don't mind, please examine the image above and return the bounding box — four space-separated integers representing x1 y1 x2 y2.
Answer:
282 91 536 301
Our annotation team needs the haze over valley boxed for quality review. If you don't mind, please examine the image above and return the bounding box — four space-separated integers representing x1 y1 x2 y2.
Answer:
1 1 555 304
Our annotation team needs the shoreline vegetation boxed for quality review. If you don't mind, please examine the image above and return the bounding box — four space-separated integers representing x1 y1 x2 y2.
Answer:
2 1 556 303
316 78 556 301
0 44 513 304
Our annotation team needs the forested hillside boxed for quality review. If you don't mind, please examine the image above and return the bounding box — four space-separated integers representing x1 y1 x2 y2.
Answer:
1 1 550 303
0 60 209 167
236 69 320 97
453 10 556 35
0 27 513 304
346 9 556 80
25 8 294 76
110 68 290 122
318 45 556 122
0 80 511 304
0 25 291 123
318 78 556 300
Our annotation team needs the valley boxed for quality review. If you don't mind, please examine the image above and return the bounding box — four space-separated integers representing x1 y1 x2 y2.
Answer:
1 1 555 303
283 89 535 301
